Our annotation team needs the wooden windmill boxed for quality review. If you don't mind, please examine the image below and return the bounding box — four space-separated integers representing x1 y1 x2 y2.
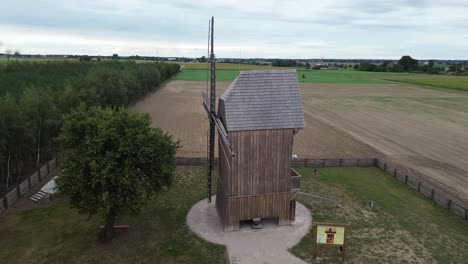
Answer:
202 18 304 232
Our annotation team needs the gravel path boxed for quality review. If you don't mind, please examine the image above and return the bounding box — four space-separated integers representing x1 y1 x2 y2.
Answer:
187 197 312 264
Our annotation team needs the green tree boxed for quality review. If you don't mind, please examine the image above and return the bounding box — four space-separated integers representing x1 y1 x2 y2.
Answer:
398 56 418 72
0 94 30 187
14 50 20 61
428 60 434 69
5 49 12 62
82 67 128 106
57 105 178 241
20 88 60 167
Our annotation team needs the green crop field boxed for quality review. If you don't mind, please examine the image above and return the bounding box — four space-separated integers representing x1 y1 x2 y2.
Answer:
291 167 468 263
382 74 468 91
179 62 288 70
175 69 405 83
175 69 240 81
0 57 78 64
175 68 468 91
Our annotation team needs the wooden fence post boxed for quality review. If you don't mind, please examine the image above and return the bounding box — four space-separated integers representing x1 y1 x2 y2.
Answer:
448 199 452 210
357 158 361 167
16 184 21 198
3 196 8 210
431 189 435 201
404 175 408 184
417 182 421 193
27 176 32 189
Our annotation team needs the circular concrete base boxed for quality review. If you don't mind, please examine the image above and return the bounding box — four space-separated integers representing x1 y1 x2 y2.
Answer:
187 196 312 264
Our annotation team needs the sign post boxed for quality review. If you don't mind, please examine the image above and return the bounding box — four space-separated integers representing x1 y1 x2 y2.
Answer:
313 222 349 262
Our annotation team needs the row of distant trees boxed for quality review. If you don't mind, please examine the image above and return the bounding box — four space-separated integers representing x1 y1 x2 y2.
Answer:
0 61 180 194
357 56 468 74
3 49 21 61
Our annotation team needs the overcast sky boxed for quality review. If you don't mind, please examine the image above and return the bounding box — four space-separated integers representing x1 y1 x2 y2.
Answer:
1 0 468 59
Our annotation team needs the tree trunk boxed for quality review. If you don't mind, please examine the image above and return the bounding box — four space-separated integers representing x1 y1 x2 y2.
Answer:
36 128 41 167
6 152 11 189
15 157 20 183
103 209 116 241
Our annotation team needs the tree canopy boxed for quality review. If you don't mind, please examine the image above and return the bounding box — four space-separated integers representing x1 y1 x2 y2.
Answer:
398 55 419 71
0 61 180 195
57 105 179 241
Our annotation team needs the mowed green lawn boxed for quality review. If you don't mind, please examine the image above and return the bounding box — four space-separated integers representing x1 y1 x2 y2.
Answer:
0 167 225 264
291 167 468 264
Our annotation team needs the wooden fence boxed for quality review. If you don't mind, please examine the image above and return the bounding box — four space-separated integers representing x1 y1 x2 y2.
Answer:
0 158 58 214
176 156 468 221
375 158 468 221
3 156 465 221
176 157 377 167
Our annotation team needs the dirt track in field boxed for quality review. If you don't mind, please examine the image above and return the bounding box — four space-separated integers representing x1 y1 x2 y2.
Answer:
134 81 468 205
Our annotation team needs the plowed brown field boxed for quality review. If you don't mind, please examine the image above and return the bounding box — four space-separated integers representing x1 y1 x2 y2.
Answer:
134 80 468 205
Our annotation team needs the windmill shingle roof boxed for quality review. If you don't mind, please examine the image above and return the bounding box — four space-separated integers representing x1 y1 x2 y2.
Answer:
219 69 304 132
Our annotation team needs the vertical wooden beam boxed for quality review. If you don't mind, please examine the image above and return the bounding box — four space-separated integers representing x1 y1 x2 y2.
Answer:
3 195 8 210
313 225 318 259
448 199 452 210
342 227 348 263
404 175 408 184
417 182 421 193
16 184 21 198
27 175 32 189
431 189 435 201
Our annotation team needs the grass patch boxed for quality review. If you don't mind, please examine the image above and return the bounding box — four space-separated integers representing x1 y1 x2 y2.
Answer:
175 68 468 92
291 167 468 263
382 74 468 91
296 70 394 83
175 69 405 83
0 57 79 64
0 167 225 264
175 69 240 81
179 62 290 70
